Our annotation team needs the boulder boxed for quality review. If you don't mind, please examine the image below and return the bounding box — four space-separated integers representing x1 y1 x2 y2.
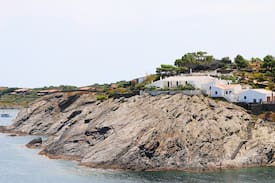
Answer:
26 137 42 148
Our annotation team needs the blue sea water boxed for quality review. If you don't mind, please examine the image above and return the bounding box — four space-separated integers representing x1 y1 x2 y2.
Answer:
0 110 275 183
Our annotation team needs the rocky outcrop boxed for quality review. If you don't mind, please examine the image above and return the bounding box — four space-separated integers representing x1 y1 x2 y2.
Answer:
26 137 42 148
0 126 7 133
3 92 275 171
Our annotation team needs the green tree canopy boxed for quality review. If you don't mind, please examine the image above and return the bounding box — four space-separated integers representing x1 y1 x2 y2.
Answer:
262 55 275 70
174 51 214 69
156 64 178 76
251 57 262 63
221 57 232 64
234 55 248 68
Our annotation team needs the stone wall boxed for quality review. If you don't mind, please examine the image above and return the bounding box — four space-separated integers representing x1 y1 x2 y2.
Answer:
236 102 275 114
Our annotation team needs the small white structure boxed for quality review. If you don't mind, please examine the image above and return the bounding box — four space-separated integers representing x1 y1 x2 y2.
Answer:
238 89 275 103
209 84 242 102
133 76 147 84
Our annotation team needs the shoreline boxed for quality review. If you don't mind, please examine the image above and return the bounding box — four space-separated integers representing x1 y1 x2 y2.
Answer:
1 120 275 173
2 128 273 174
23 141 275 173
0 106 23 110
35 151 275 174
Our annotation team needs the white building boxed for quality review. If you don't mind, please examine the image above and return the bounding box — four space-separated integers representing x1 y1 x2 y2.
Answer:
147 74 275 104
238 89 275 103
148 75 231 92
209 84 242 102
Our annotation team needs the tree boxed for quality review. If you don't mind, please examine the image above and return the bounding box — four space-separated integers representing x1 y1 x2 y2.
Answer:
219 57 232 68
251 57 262 63
175 52 212 68
234 55 248 69
196 51 208 61
174 51 216 72
262 55 275 71
176 53 197 68
268 81 275 91
221 57 232 64
156 64 177 76
205 55 214 62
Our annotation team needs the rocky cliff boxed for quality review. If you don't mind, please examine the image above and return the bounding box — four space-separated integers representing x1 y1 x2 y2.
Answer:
2 92 275 171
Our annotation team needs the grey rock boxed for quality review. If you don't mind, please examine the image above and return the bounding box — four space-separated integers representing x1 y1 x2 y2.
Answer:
26 137 42 148
5 92 275 171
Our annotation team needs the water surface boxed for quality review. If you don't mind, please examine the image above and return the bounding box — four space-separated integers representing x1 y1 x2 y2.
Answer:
0 110 275 183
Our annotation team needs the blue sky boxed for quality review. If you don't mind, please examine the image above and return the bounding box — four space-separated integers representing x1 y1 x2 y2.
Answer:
0 0 274 87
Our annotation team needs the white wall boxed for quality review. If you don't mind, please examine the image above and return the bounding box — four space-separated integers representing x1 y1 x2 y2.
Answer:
238 90 267 103
161 80 185 88
148 80 161 88
149 76 232 93
210 86 224 97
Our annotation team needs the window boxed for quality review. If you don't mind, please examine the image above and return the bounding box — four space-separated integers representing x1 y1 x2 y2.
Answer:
215 91 218 95
176 81 179 87
253 99 257 103
244 96 247 100
225 91 228 95
209 86 212 90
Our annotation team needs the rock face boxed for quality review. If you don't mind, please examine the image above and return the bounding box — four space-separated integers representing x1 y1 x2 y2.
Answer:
5 92 275 171
26 137 42 148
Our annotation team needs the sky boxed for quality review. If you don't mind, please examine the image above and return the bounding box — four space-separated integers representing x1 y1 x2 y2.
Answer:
0 0 274 88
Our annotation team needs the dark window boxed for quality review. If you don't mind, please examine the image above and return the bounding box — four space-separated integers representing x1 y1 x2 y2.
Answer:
225 91 228 95
215 91 218 95
209 86 212 90
244 96 247 100
176 81 179 87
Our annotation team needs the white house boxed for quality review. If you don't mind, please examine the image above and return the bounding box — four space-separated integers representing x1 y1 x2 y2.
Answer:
148 75 231 92
147 74 275 104
209 84 242 102
238 89 275 103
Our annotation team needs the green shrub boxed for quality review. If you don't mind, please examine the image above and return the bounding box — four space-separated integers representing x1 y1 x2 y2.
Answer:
176 84 195 90
96 95 108 101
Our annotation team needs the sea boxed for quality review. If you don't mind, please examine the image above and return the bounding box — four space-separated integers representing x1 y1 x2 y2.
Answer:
0 109 275 183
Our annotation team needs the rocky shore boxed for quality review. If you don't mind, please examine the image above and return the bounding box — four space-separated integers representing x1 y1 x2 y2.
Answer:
1 92 275 171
